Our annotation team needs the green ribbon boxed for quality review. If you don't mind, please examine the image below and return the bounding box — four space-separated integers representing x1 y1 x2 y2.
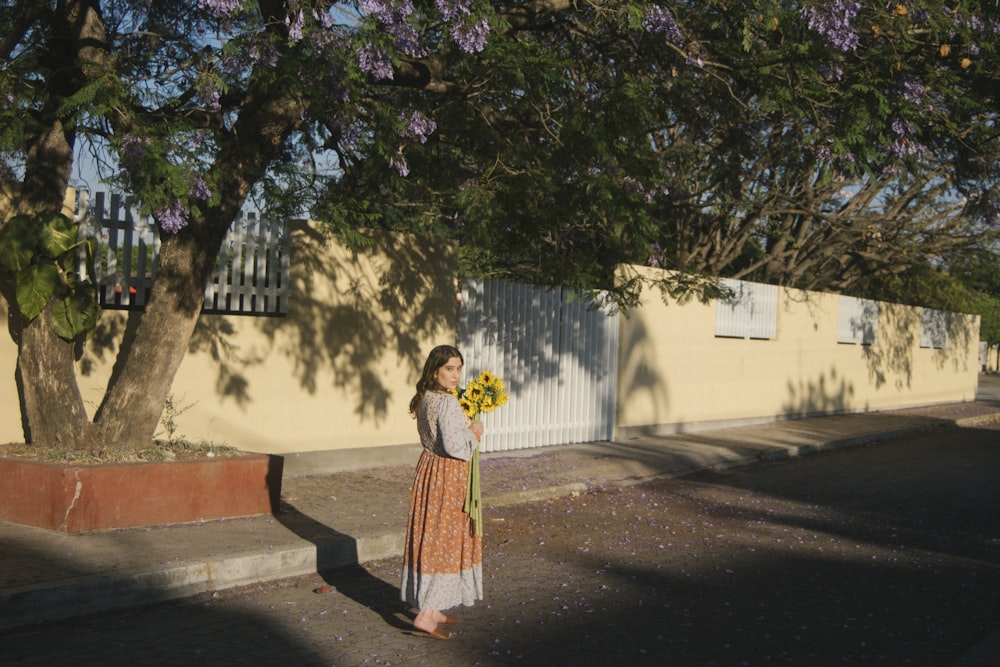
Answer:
464 445 482 536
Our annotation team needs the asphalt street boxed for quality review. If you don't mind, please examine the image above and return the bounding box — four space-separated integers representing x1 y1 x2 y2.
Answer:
3 419 998 666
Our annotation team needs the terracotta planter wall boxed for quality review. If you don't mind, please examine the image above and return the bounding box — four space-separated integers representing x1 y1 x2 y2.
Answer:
0 454 283 532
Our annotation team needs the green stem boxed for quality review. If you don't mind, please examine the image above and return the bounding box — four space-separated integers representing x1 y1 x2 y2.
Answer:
464 445 482 536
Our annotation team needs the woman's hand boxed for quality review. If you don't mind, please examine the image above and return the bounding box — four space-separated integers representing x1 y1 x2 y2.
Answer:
470 419 484 441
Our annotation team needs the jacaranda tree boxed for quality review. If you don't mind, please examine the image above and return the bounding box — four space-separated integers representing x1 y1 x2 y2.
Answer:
1 0 998 450
318 2 1000 300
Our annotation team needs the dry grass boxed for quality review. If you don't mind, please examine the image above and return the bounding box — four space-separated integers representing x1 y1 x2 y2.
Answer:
0 439 243 465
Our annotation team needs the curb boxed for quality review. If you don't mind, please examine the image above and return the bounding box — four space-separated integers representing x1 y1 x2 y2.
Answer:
599 424 944 492
955 413 1000 427
0 543 318 630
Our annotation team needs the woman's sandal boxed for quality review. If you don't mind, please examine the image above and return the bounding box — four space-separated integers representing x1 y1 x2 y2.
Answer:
425 626 453 640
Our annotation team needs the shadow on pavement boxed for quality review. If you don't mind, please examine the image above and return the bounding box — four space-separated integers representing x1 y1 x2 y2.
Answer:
274 503 412 634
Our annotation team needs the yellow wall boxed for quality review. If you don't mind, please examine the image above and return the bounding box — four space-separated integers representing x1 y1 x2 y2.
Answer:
0 181 16 219
0 243 983 455
616 266 981 436
1 222 458 456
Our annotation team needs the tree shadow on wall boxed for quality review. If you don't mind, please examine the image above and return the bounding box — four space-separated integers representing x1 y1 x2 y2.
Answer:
186 316 258 409
781 366 858 418
57 223 454 426
861 301 917 390
861 304 979 390
457 279 619 404
615 311 670 425
933 311 978 373
250 223 457 424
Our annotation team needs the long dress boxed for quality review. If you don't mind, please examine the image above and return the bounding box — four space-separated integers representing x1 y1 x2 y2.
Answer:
400 390 483 611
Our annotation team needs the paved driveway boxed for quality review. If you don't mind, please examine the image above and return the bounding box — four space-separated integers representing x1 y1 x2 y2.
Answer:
3 422 998 666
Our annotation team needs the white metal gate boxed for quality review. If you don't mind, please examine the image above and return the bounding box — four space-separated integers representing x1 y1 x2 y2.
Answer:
458 279 619 452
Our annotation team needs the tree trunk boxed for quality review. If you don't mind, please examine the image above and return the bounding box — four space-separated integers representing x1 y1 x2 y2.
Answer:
93 231 220 449
10 110 95 446
6 0 108 448
14 303 96 447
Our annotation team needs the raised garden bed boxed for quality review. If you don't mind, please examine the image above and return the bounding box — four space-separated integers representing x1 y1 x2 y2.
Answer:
0 453 283 532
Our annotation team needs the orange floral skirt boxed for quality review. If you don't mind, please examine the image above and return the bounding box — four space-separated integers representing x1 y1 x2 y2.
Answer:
400 450 483 610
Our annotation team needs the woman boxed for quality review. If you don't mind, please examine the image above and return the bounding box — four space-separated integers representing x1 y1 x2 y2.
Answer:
400 345 484 640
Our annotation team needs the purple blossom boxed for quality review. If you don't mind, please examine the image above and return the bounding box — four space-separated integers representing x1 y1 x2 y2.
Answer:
359 43 394 80
199 0 242 19
196 86 222 111
156 201 190 234
897 76 924 105
120 134 151 168
340 125 361 153
312 8 333 30
191 178 212 201
887 117 926 160
800 1 861 52
817 62 843 81
888 138 926 160
452 18 490 54
361 0 426 56
685 53 704 68
403 111 437 143
186 130 209 151
623 176 645 194
389 152 409 177
286 10 305 42
250 42 280 68
647 242 664 268
890 116 916 138
643 5 684 46
221 49 251 74
362 0 410 24
436 0 473 22
391 22 427 58
955 11 984 33
881 163 901 178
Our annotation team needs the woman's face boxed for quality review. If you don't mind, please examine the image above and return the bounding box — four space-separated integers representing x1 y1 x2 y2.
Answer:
434 356 463 391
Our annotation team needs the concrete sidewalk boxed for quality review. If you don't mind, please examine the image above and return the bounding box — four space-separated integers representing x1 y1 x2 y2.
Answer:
2 398 999 632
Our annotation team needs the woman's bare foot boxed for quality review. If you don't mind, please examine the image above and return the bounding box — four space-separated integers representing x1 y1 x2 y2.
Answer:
413 609 452 639
413 609 436 633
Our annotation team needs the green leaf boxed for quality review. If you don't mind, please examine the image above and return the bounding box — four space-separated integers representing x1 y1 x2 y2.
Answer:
0 214 40 272
68 283 100 335
48 298 76 340
15 262 58 320
38 213 77 258
49 285 99 340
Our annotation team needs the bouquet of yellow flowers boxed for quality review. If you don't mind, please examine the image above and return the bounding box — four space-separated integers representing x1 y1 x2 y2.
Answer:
451 369 509 419
451 370 508 536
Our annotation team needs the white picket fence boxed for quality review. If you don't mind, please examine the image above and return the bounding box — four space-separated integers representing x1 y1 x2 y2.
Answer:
458 279 619 452
81 190 289 315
